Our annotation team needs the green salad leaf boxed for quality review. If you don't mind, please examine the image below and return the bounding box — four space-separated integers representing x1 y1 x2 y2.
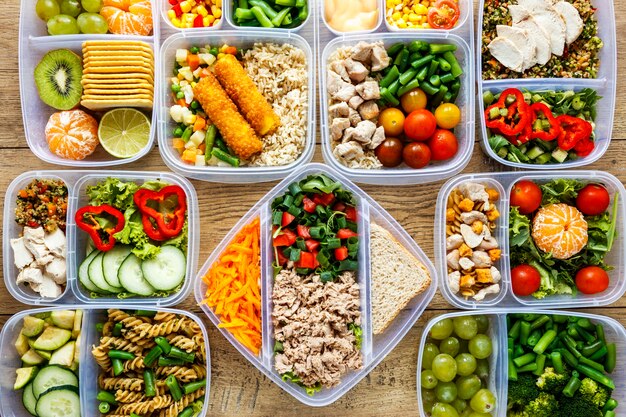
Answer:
540 178 584 205
86 177 140 210
113 207 160 260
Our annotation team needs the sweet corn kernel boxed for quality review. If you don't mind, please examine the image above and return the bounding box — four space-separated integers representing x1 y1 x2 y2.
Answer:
205 15 216 25
197 5 208 16
408 13 420 22
211 5 222 18
397 21 408 28
215 0 222 7
403 6 410 13
180 1 192 13
414 3 428 14
422 22 431 28
217 53 225 59
191 81 197 88
167 9 176 20
402 13 409 21
392 11 401 20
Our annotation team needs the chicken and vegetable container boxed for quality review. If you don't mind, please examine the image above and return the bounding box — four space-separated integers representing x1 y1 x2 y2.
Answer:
0 306 210 417
3 170 199 306
194 163 436 405
435 171 626 309
418 310 625 417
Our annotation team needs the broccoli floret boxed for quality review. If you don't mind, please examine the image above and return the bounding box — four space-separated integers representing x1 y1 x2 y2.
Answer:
556 396 603 417
524 392 558 417
507 410 529 417
536 367 570 393
578 378 611 408
508 373 540 410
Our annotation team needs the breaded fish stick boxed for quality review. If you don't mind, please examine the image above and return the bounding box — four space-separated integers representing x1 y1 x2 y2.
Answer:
214 54 281 137
193 73 263 160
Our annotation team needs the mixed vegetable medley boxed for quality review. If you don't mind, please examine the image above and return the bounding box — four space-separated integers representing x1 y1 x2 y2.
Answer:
509 179 617 299
485 88 600 164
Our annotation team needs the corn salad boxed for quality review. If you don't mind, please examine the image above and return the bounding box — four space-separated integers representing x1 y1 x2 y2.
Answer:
168 0 222 28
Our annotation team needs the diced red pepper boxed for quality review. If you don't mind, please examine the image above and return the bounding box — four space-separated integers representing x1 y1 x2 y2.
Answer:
281 212 295 227
345 206 357 222
172 4 183 17
168 0 178 5
75 205 125 252
485 88 531 136
332 202 346 212
529 102 561 141
304 239 320 252
276 249 288 266
193 14 204 27
297 251 316 269
312 250 320 268
335 246 349 261
273 229 297 247
312 193 336 206
302 197 317 213
296 225 311 239
337 228 358 239
556 115 593 151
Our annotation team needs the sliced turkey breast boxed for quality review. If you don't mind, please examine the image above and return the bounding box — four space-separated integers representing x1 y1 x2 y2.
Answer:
554 1 584 44
496 25 537 70
515 18 552 65
488 37 524 72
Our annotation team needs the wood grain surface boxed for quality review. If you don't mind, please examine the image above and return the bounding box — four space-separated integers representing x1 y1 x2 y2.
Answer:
1 1 626 416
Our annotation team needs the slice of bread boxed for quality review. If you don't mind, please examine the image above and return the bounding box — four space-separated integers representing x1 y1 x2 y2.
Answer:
370 223 431 335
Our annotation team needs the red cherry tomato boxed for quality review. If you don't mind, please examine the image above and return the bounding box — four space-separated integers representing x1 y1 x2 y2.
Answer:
575 266 609 294
402 142 431 169
427 129 458 160
576 184 610 216
427 0 460 29
404 109 437 142
511 264 541 296
375 138 403 167
510 180 543 214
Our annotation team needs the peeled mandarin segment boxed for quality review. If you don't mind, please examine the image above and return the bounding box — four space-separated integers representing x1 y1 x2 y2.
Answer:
45 110 99 160
100 1 152 35
532 203 588 260
103 0 130 8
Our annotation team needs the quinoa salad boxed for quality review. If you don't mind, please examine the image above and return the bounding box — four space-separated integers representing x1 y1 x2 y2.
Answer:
481 0 603 79
15 179 68 232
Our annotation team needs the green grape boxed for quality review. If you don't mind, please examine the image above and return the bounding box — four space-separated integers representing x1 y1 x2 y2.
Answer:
436 381 458 403
77 13 108 33
47 14 79 35
451 398 468 414
456 375 481 400
440 337 460 357
469 389 496 414
459 410 473 417
60 0 82 17
36 0 61 21
457 338 469 354
467 412 492 417
421 370 439 390
453 316 478 340
468 334 492 360
422 389 437 413
432 354 457 383
422 343 440 370
455 353 477 376
432 402 460 417
475 315 490 334
475 359 489 380
81 0 103 12
431 318 454 340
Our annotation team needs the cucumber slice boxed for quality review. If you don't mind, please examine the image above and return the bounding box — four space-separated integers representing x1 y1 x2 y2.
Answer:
22 383 37 416
21 349 45 366
22 316 46 337
71 310 82 339
89 252 122 294
71 334 80 370
32 327 71 351
36 350 52 360
103 245 132 288
35 386 80 417
142 246 186 291
50 311 75 330
32 366 78 399
552 148 569 163
49 341 75 367
526 146 545 160
78 250 102 293
15 333 30 357
14 367 38 390
118 253 155 296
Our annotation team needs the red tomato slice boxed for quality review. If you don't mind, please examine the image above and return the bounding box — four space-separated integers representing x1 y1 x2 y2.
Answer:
427 0 460 29
296 224 311 238
337 228 358 239
281 212 295 227
302 197 317 213
335 246 349 261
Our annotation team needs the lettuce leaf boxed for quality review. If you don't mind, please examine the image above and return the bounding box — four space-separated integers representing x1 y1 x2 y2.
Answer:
540 179 584 205
113 207 160 260
86 178 140 210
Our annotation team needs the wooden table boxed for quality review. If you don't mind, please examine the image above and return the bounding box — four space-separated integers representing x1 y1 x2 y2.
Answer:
1 2 626 415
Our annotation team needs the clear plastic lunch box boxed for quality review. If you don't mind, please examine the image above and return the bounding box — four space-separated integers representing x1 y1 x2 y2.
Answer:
416 309 626 417
193 162 437 406
18 1 161 167
0 305 211 417
2 170 199 307
476 0 617 169
435 170 626 309
156 5 317 183
158 0 227 32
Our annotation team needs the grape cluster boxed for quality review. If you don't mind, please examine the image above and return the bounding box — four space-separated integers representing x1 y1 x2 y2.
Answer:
36 0 108 35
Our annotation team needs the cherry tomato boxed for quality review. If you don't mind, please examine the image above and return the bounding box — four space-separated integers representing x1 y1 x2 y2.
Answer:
511 264 541 296
427 0 460 29
576 266 609 294
375 138 403 167
404 109 437 142
510 180 542 214
428 129 458 160
434 103 461 129
403 142 431 169
400 88 428 113
379 108 405 137
576 184 610 216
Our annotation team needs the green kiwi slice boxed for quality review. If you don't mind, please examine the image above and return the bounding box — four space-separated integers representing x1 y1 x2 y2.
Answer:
34 49 83 111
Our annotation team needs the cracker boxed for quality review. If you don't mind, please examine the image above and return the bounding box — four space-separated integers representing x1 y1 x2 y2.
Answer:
83 66 153 75
83 88 154 96
81 78 154 86
81 98 153 110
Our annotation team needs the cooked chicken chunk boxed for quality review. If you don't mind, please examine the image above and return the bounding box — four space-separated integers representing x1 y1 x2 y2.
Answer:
329 102 350 119
370 42 390 71
349 120 377 145
368 126 385 149
356 81 380 100
331 118 351 141
334 141 365 161
23 227 49 261
348 107 362 126
554 1 583 44
488 37 524 72
44 227 66 258
330 60 350 82
343 58 369 82
327 70 349 95
11 237 33 269
471 251 492 268
348 95 364 110
358 101 379 120
496 25 537 70
45 257 66 285
351 41 373 63
333 84 358 102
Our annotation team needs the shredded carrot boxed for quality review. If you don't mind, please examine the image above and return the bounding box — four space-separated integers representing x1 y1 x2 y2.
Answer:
203 217 262 355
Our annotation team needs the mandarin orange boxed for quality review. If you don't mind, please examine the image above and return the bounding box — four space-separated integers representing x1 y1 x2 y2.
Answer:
100 0 152 36
45 110 99 160
531 203 588 260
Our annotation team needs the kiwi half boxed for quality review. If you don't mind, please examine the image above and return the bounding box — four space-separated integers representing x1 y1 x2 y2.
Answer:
34 49 83 111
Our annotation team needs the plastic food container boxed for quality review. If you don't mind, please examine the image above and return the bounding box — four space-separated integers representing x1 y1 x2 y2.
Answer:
382 0 472 36
18 2 160 167
435 170 626 309
319 33 474 185
159 0 227 32
416 309 626 417
194 163 437 405
3 170 199 307
320 0 384 36
224 0 312 32
0 305 211 417
157 30 316 183
476 0 617 169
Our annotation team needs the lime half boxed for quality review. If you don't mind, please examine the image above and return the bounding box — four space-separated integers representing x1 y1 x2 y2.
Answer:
98 108 151 158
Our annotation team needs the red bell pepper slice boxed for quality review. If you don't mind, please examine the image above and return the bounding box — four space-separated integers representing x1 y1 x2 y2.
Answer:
529 102 561 141
276 249 288 266
281 212 295 227
193 14 204 27
304 239 320 252
302 197 317 213
273 229 297 247
337 229 358 239
134 185 187 241
297 251 315 269
574 135 595 157
556 115 593 151
296 225 311 239
75 204 125 252
312 193 336 207
172 4 183 17
332 202 346 212
506 117 533 146
485 88 531 136
335 246 349 261
345 206 357 222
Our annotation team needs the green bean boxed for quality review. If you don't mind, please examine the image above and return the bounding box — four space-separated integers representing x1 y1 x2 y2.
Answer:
276 0 296 5
143 346 163 367
234 7 254 21
112 358 124 376
551 351 564 373
168 347 196 363
238 19 261 26
561 334 582 358
605 411 616 417
399 68 418 85
443 92 453 103
166 375 183 401
575 324 596 343
556 348 579 368
581 340 604 357
419 81 439 96
393 48 408 67
181 126 193 142
113 322 123 337
513 344 524 358
397 78 420 97
530 315 549 330
99 402 110 413
410 54 434 69
596 324 606 344
562 374 581 397
380 87 400 106
158 357 185 367
579 356 605 372
178 406 195 417
450 79 461 94
297 6 308 21
249 0 278 18
577 318 595 331
552 314 568 323
271 6 291 25
144 369 157 397
134 309 156 317
212 148 240 167
396 49 410 72
386 43 405 58
589 345 608 361
379 66 400 88
603 399 618 413
183 379 207 395
533 353 546 376
440 73 455 84
508 356 518 381
408 40 429 52
575 364 615 389
508 320 522 340
438 57 451 72
533 330 557 354
431 85 448 108
426 59 439 78
250 6 275 27
513 352 536 368
282 12 293 25
517 362 538 373
108 350 135 360
409 51 421 63
508 338 514 350
443 51 463 78
605 343 616 373
429 74 441 87
239 0 249 7
416 65 429 81
204 125 217 162
388 79 400 96
296 0 306 7
429 43 457 54
97 390 118 405
95 322 104 333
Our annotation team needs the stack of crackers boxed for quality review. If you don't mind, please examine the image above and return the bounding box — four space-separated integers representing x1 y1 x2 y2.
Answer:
81 40 154 111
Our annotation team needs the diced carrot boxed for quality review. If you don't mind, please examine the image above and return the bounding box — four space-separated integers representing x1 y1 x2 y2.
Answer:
172 138 185 150
225 46 238 55
193 116 206 132
187 54 200 70
177 98 187 107
181 149 197 164
198 143 206 153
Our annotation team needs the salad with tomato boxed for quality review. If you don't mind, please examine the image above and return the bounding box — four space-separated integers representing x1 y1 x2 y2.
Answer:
386 0 460 30
509 179 618 299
